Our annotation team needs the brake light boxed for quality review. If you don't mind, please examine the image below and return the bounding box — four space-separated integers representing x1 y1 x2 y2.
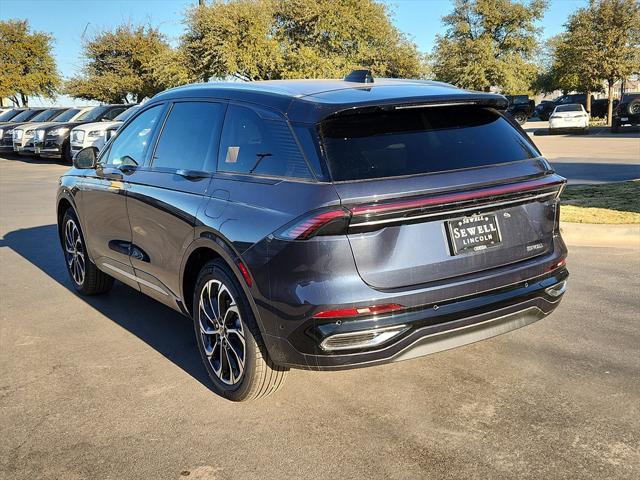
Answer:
275 208 350 240
350 176 566 216
313 303 404 319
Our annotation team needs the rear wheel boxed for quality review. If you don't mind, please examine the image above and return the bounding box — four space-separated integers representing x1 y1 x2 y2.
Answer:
193 259 287 401
62 209 114 295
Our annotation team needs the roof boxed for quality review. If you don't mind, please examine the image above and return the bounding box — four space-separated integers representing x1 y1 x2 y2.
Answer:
150 78 508 123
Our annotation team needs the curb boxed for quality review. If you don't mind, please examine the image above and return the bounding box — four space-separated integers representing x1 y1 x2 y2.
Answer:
560 222 640 249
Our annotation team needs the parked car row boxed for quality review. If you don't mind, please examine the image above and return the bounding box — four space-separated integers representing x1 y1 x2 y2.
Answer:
534 93 616 121
0 104 135 162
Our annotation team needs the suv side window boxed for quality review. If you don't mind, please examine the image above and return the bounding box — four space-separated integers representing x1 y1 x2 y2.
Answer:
218 104 313 179
152 101 225 172
104 105 163 167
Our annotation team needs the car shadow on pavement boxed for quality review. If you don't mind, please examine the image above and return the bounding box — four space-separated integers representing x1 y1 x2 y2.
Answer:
531 126 640 138
1 153 69 165
0 223 215 392
549 162 640 184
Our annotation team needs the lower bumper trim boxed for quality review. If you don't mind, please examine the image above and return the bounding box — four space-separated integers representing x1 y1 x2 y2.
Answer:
392 306 543 363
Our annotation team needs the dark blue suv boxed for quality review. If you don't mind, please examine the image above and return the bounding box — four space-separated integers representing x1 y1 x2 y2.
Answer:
57 72 568 401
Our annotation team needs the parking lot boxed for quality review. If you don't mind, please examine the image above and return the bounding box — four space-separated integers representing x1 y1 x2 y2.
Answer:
525 121 640 183
1 135 639 479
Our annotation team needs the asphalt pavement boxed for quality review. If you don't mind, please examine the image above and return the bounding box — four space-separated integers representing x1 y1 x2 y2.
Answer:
525 120 640 184
1 154 639 480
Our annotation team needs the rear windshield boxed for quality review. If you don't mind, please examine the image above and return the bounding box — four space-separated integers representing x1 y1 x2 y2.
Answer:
556 104 582 112
318 105 538 182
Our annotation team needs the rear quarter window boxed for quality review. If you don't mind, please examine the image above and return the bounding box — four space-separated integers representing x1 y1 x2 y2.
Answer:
318 105 539 182
218 105 313 180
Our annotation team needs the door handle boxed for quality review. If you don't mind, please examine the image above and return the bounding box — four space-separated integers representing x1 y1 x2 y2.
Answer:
176 169 209 180
118 165 136 174
98 167 123 180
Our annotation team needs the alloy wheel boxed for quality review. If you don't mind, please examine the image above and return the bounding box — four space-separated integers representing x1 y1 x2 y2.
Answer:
64 218 85 286
198 279 246 385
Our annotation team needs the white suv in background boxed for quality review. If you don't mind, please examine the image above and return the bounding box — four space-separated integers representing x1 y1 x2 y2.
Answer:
70 105 138 156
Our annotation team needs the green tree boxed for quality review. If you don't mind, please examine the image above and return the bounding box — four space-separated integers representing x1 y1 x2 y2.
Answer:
588 0 640 124
65 24 191 103
0 20 60 106
539 12 604 114
181 0 426 81
431 0 547 93
540 0 639 120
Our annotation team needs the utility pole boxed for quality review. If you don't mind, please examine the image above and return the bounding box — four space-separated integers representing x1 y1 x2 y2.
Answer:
198 0 205 5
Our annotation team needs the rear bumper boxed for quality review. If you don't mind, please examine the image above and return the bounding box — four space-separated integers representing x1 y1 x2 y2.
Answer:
265 268 568 370
614 114 640 126
549 119 588 130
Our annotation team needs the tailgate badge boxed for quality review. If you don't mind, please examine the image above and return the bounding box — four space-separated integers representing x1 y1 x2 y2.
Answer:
526 243 544 252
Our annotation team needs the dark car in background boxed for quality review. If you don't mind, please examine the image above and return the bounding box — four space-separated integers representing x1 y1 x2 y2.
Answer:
611 93 640 132
0 108 48 152
34 104 129 162
58 73 568 401
535 94 615 120
504 95 535 125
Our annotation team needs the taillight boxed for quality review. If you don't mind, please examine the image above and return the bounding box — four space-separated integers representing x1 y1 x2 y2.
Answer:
313 303 404 319
350 176 566 217
274 207 350 240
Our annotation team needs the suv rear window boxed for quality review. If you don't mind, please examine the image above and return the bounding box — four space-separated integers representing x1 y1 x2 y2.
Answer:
555 104 582 112
318 105 538 182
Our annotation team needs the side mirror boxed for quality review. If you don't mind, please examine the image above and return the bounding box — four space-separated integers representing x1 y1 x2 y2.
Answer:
73 147 98 169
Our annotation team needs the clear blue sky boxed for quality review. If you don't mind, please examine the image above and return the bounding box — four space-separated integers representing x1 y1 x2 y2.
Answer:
1 0 587 106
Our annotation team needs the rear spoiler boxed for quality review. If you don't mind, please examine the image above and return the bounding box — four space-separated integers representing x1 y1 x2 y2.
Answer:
320 94 509 120
289 92 509 123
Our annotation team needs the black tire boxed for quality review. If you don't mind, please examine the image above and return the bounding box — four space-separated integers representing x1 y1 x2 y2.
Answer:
627 99 640 116
193 259 287 401
61 209 114 295
514 111 527 125
62 139 72 164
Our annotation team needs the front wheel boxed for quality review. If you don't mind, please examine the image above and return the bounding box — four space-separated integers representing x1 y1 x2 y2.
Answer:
514 112 527 125
193 259 287 401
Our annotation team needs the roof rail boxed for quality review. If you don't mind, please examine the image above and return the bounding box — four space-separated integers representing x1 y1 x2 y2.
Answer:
344 69 374 84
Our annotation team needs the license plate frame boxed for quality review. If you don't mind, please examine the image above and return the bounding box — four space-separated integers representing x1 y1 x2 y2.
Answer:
446 213 502 255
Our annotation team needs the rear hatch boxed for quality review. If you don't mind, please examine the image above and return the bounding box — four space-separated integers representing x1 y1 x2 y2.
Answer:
317 104 564 290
